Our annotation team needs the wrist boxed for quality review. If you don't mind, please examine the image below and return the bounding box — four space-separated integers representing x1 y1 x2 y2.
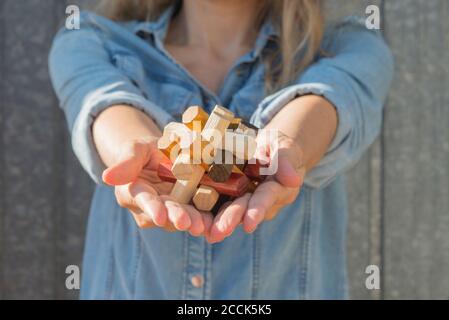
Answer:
93 105 161 166
266 95 337 172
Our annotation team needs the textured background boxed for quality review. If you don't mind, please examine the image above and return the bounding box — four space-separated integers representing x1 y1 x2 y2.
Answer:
0 0 448 299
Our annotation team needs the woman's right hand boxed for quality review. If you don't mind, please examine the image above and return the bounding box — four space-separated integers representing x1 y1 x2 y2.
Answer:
102 137 214 236
92 105 213 236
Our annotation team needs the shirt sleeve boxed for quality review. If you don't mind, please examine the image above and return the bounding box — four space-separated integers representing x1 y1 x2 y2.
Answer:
48 13 174 184
250 18 394 189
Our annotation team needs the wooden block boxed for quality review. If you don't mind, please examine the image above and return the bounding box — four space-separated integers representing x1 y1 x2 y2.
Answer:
162 121 204 162
228 118 242 131
201 172 250 197
170 165 206 204
171 152 195 180
157 160 177 183
208 163 233 183
182 106 209 131
228 120 259 138
208 149 234 182
247 180 260 193
208 150 246 181
192 185 219 211
223 131 257 160
157 135 180 161
234 120 258 137
158 160 250 197
163 122 190 139
244 160 268 182
233 156 247 172
201 105 234 144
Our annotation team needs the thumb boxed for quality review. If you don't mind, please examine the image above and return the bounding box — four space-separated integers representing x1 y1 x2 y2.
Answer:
102 140 151 186
274 147 305 188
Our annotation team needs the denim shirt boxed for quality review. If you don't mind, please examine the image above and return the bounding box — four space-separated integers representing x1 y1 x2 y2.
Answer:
49 7 393 299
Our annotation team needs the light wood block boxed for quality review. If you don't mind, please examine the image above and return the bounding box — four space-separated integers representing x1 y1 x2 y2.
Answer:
157 135 180 161
182 106 209 131
170 165 206 204
163 122 190 139
192 185 219 211
201 105 234 144
162 121 203 161
171 152 195 180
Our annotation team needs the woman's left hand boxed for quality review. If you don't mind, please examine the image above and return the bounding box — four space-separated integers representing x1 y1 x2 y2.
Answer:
206 133 306 243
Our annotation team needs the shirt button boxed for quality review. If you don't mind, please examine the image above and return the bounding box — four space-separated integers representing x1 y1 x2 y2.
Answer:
191 275 204 288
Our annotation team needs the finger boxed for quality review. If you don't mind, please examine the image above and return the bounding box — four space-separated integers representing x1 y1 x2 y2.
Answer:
102 140 153 186
184 205 205 236
133 189 167 227
163 223 178 233
209 193 251 243
131 210 179 232
202 212 215 242
130 209 156 229
127 198 178 232
214 200 233 216
161 196 192 231
275 134 306 187
124 179 167 227
115 185 141 212
275 152 304 188
243 181 281 233
264 205 283 221
139 168 174 195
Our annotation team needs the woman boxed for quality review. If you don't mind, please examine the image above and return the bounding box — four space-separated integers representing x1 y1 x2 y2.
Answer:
49 0 393 299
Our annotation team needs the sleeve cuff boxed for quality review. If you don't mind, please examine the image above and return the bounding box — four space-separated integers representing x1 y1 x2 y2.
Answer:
251 82 353 153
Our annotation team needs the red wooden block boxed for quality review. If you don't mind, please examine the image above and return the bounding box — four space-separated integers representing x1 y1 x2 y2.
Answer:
243 160 269 182
201 172 250 197
158 160 249 197
158 160 177 183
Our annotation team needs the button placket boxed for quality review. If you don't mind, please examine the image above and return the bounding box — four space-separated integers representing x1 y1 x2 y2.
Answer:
185 235 206 299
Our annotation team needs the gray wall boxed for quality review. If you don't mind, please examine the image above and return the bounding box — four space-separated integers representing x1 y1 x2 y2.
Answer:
0 0 448 299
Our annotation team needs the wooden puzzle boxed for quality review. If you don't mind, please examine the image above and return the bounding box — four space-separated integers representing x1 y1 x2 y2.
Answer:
157 105 266 213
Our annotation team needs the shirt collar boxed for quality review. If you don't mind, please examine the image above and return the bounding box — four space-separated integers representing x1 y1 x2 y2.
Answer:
133 4 177 41
133 4 279 61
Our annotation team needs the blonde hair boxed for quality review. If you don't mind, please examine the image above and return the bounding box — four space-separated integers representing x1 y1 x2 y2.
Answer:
97 0 323 92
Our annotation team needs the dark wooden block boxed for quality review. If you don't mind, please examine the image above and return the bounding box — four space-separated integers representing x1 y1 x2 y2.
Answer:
208 149 233 182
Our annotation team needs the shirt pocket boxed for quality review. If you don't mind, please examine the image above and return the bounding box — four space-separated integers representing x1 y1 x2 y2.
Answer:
112 53 193 120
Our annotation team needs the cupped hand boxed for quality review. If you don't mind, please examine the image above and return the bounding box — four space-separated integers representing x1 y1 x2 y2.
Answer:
102 137 214 236
207 133 306 243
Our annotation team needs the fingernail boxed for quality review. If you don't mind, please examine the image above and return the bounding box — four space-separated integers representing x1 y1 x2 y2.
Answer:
216 221 227 233
144 210 154 221
244 221 257 234
247 226 256 234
